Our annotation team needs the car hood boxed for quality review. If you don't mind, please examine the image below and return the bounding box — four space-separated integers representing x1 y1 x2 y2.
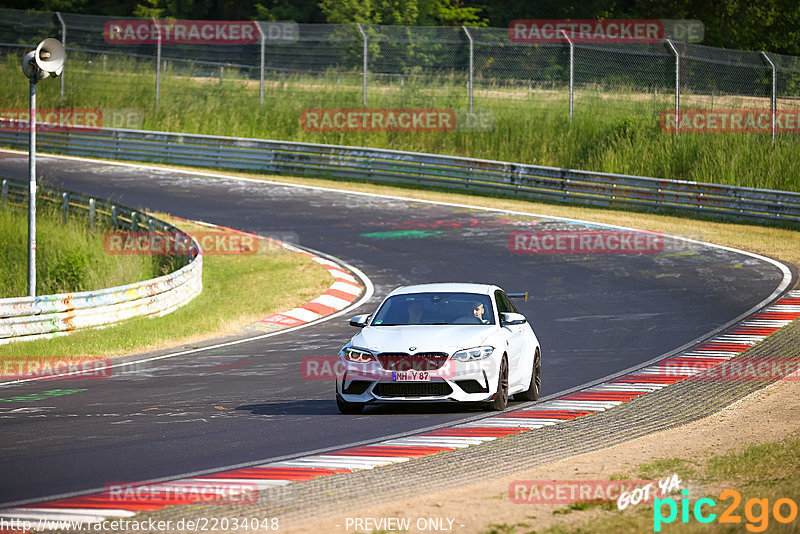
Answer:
350 325 495 354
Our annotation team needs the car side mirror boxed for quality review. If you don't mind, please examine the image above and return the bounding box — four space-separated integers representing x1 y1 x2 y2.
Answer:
500 312 527 326
349 314 370 328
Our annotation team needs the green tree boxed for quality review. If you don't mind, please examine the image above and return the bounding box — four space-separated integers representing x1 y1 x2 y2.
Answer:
253 0 325 22
4 0 140 15
428 0 487 26
318 0 486 26
133 0 213 19
634 0 800 55
478 0 800 55
319 0 418 25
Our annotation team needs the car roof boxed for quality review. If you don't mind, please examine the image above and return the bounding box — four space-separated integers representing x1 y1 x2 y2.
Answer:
387 283 500 297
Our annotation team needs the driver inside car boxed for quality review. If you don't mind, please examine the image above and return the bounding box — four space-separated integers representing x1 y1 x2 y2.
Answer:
470 301 490 324
407 299 425 324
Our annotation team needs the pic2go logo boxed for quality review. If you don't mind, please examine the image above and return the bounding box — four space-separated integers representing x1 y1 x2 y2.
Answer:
653 489 798 532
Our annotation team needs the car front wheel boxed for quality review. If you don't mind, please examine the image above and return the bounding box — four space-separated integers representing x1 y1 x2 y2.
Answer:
514 348 541 401
484 355 509 411
336 393 364 414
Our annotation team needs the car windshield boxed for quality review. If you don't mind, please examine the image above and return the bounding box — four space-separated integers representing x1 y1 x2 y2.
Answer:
371 292 495 326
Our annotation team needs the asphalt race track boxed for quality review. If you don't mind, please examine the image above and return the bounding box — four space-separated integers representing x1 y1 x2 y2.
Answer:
0 151 791 506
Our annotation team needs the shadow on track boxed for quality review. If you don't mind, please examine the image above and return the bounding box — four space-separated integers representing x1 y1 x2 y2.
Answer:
237 400 525 416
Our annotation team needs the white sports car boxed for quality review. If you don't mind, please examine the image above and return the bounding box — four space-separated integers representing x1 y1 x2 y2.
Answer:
336 283 541 413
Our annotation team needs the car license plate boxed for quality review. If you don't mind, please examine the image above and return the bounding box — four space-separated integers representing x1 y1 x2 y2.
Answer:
392 370 431 381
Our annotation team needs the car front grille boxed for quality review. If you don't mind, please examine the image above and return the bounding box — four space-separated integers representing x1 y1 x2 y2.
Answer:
377 352 449 371
373 382 453 397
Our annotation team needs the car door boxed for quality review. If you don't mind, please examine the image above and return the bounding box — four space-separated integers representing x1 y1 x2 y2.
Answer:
495 290 527 389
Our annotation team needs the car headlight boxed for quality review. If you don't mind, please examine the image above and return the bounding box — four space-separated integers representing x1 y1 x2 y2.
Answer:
342 347 375 363
451 346 495 361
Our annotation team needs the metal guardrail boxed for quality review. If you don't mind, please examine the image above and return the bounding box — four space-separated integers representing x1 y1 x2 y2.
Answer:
0 178 203 343
0 122 799 225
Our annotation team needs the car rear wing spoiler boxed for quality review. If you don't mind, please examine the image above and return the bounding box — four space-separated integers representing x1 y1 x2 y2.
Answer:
507 292 528 302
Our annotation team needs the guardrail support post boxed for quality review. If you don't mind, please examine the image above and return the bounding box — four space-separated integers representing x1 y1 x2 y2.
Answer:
153 17 161 109
88 198 95 228
56 12 66 101
62 192 69 224
666 39 680 134
560 29 574 123
131 211 138 230
356 23 367 105
761 51 777 142
111 205 118 228
463 26 474 115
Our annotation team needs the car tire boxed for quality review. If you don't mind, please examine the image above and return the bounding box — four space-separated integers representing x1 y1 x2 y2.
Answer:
336 393 364 414
485 355 509 411
515 348 541 402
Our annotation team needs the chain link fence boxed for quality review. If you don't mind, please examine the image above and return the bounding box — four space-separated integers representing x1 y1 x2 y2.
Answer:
1 8 799 135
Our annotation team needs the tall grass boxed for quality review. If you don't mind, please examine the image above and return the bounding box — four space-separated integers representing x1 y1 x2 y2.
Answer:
1 50 797 192
0 204 168 298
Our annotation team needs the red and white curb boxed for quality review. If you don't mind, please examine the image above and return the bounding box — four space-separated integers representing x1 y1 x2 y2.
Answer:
3 290 797 524
251 244 363 331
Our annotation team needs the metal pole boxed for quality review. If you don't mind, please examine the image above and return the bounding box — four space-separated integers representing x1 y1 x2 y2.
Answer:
153 17 161 109
561 29 573 123
761 51 777 142
62 192 69 224
463 26 473 115
256 23 266 105
56 12 65 101
666 39 680 134
88 198 95 229
28 79 37 296
356 23 367 105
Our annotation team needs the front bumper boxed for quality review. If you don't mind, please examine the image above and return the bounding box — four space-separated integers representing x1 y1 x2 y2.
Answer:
335 355 501 404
